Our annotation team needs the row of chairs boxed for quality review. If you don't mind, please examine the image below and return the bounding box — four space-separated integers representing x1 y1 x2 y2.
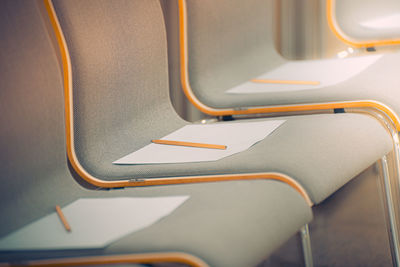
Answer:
1 0 400 266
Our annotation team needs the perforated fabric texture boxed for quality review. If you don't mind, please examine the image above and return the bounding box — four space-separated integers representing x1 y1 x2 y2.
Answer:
185 0 286 108
52 0 188 178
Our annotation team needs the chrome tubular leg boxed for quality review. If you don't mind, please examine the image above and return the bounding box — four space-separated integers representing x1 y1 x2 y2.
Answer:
300 224 313 267
393 133 400 193
381 155 400 267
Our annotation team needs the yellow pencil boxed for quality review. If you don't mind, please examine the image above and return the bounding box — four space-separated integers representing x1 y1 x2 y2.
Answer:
151 139 227 150
251 79 320 85
55 205 71 232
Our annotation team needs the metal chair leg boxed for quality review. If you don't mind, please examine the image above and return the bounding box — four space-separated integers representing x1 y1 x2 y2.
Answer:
381 155 400 267
300 224 313 267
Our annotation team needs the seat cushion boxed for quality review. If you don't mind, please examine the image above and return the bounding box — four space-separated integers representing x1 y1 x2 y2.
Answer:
0 172 312 267
81 113 392 204
193 53 400 116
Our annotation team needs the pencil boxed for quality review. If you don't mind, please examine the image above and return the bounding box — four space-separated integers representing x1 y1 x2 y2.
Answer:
151 139 227 150
251 79 320 85
55 205 71 232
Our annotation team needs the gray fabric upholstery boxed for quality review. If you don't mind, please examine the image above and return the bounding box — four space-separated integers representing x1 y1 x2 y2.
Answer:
186 0 283 93
1 176 311 267
184 0 400 115
185 0 284 109
52 0 392 204
0 1 312 266
52 0 187 179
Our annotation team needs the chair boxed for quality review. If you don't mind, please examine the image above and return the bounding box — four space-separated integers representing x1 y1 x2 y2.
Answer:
178 0 400 200
0 0 313 266
327 0 400 48
324 0 400 122
178 0 400 128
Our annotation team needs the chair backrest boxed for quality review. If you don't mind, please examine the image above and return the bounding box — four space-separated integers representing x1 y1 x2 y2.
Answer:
51 0 185 180
327 0 400 47
0 0 73 237
183 0 284 105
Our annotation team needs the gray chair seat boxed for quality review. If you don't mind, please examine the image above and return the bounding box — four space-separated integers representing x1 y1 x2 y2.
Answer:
81 113 392 205
186 50 400 115
0 175 311 267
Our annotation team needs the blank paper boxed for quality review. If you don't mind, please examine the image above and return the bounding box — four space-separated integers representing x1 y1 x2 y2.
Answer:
226 55 382 94
0 196 189 250
113 120 285 164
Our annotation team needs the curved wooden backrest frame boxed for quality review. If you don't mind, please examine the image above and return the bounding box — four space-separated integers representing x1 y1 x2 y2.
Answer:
42 0 313 207
327 0 400 48
3 252 209 267
178 0 400 129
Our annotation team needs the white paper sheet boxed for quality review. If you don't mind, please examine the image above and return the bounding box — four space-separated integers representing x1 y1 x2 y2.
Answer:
0 196 189 250
360 14 400 30
113 120 285 164
226 55 382 94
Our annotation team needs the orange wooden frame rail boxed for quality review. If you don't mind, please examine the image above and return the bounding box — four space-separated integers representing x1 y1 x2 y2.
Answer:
178 0 400 129
2 252 209 267
327 0 400 48
43 0 312 207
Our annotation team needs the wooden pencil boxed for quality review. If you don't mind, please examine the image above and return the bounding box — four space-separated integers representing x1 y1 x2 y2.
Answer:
251 79 320 85
151 139 227 150
55 205 71 232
